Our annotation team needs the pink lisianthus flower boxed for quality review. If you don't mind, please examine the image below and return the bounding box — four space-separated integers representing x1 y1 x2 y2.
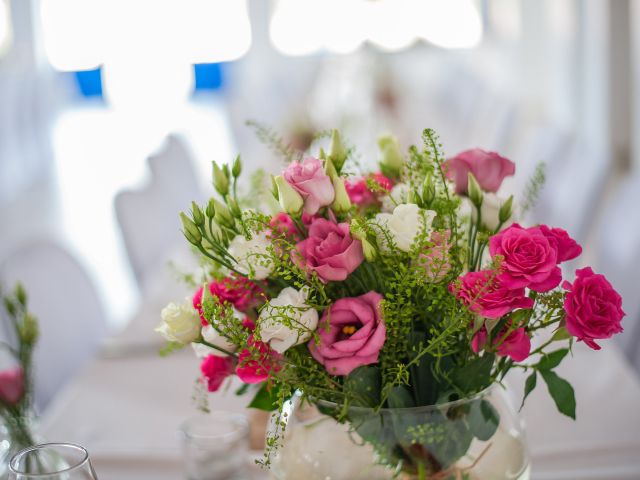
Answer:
269 212 300 241
449 270 534 319
443 148 515 195
418 230 453 282
295 218 364 282
193 277 264 324
283 157 335 215
309 291 386 376
471 326 531 362
345 172 393 207
200 354 235 392
489 224 562 292
0 367 24 405
562 267 625 350
236 335 282 384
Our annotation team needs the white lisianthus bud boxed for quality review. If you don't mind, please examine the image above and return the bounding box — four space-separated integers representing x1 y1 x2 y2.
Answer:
192 324 237 358
228 232 274 280
257 287 318 353
467 172 483 208
378 134 403 178
328 129 348 171
331 177 352 214
375 204 436 252
361 238 378 262
471 193 515 231
156 299 201 344
274 175 304 216
381 182 409 213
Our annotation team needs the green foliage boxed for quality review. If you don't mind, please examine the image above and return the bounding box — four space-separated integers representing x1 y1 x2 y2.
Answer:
520 162 546 215
520 372 537 411
540 370 576 419
248 382 282 411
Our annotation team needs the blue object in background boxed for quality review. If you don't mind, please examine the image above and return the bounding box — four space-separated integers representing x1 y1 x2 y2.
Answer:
74 67 104 98
194 63 224 91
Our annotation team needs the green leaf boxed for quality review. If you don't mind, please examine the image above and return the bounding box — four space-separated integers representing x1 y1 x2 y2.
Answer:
235 383 250 396
345 366 381 407
540 370 576 420
387 386 415 409
247 382 280 411
550 327 571 342
519 372 537 411
159 341 184 357
467 399 500 441
452 354 495 394
537 349 569 371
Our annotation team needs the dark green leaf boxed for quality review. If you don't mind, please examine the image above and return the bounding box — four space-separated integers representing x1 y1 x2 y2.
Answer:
235 383 250 396
408 331 438 405
467 399 500 441
247 382 280 411
451 354 495 394
519 372 537 411
550 327 571 342
540 370 576 420
387 386 415 409
537 349 569 371
345 366 381 407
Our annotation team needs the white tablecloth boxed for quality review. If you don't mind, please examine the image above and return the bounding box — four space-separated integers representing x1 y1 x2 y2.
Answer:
41 302 640 479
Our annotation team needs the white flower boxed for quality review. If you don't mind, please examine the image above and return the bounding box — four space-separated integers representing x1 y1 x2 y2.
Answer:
156 299 201 345
375 204 436 252
381 183 409 213
257 287 318 353
471 193 515 231
191 324 237 358
228 231 274 280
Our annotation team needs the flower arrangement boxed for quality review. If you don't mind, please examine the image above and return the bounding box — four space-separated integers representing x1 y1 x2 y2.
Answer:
0 284 39 456
157 128 625 477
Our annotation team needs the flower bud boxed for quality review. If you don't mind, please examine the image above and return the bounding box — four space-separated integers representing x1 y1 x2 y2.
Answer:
361 238 378 262
467 172 483 208
499 195 514 224
331 176 352 214
191 202 205 226
270 175 279 201
15 284 27 307
180 212 202 244
18 313 39 346
205 198 216 219
274 175 304 215
328 129 348 171
213 200 234 227
422 175 436 206
377 134 403 178
212 161 229 196
232 155 242 178
227 197 242 219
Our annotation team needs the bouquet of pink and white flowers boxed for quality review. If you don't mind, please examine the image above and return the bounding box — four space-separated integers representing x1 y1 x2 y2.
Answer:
158 128 625 477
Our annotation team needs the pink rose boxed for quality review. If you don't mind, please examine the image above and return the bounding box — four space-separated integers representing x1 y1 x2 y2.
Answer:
444 148 515 195
295 218 364 282
193 277 264 324
345 172 393 207
236 335 282 384
269 212 300 241
309 291 386 376
562 267 625 350
449 270 534 319
418 230 452 281
489 224 562 292
539 225 582 263
0 367 24 405
200 355 235 392
472 326 531 362
283 157 335 215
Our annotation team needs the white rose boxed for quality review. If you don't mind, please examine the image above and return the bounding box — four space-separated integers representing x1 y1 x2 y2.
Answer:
257 287 318 353
192 324 237 358
375 203 436 252
228 231 274 280
156 299 201 345
470 194 515 231
381 183 409 213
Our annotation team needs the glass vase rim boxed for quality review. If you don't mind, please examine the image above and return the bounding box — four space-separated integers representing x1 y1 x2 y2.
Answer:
179 411 249 443
9 442 91 477
311 383 497 413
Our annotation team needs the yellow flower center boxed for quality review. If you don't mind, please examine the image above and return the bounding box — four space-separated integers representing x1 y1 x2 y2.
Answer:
342 325 357 335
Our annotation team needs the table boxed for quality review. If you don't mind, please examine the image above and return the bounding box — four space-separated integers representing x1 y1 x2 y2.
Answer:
40 297 640 479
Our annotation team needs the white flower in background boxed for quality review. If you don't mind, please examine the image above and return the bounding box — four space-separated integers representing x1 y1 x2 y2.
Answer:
228 231 274 280
257 287 318 353
156 299 201 345
470 193 516 231
375 204 436 252
192 324 237 358
381 182 409 212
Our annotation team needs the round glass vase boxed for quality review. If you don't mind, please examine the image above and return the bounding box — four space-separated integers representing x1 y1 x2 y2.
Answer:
268 386 530 480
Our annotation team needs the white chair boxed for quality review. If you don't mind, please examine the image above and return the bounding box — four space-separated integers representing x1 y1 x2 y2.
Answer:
0 240 108 410
114 134 203 292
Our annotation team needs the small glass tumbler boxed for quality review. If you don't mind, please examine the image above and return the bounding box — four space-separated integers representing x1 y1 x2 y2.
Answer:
8 443 98 479
180 412 249 480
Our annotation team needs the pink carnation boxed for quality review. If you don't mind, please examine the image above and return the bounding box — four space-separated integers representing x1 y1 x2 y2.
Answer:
269 212 300 241
472 326 531 362
236 335 282 384
309 291 386 376
193 277 264 325
200 355 235 392
0 367 24 405
345 172 393 207
295 218 364 282
444 148 515 195
283 157 335 215
562 267 625 350
449 269 534 319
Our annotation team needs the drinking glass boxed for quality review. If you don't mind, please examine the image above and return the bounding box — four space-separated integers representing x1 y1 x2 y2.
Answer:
180 412 249 480
8 442 98 479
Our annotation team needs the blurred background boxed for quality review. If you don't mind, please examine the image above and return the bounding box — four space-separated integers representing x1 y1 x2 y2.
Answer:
0 0 639 408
